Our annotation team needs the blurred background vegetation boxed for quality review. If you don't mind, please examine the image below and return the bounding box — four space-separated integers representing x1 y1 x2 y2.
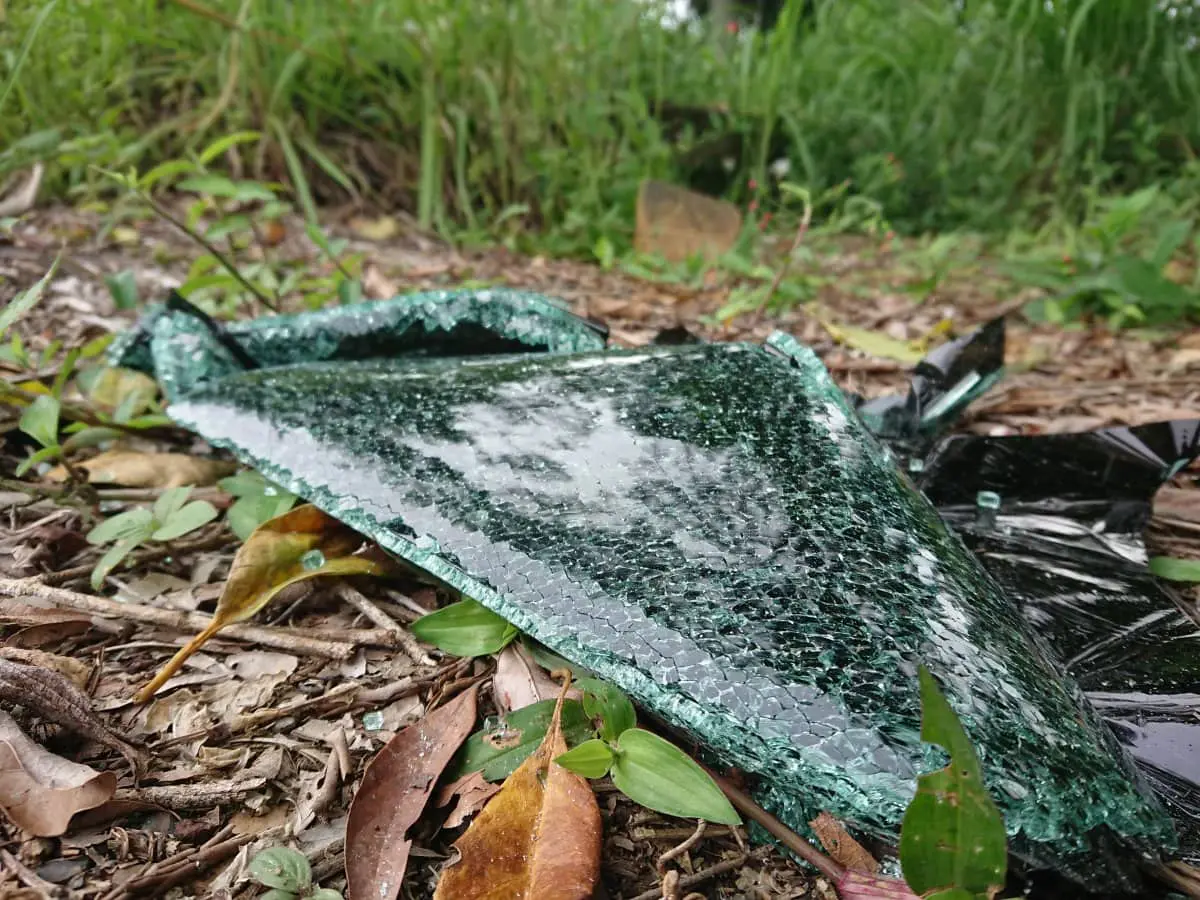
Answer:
4 0 1200 324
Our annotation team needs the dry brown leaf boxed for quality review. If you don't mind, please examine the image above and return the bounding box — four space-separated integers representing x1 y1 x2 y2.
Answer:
46 450 235 488
345 686 479 900
0 710 117 837
0 601 93 648
133 504 385 704
433 683 601 900
435 770 503 830
835 871 921 900
0 647 90 689
809 812 879 874
493 642 578 713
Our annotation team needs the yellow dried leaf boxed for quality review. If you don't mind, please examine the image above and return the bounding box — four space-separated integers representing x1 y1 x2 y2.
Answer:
433 682 601 900
47 450 236 488
815 312 925 365
133 505 384 703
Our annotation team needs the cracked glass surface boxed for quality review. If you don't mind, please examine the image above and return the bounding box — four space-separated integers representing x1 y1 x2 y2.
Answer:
117 295 1180 891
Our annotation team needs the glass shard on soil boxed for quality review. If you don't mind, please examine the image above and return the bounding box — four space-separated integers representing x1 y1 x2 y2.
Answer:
115 290 1199 893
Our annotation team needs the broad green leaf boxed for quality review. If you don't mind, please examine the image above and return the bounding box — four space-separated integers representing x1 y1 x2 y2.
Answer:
91 537 142 590
0 254 59 338
899 667 1007 898
177 175 275 203
104 270 139 310
248 846 311 893
87 508 155 546
19 395 60 448
554 739 614 779
309 890 344 900
1110 255 1195 312
15 444 62 476
576 678 637 742
1149 556 1200 583
61 426 124 453
152 500 219 541
452 698 592 782
609 729 740 826
227 491 299 541
138 158 200 189
411 599 519 658
257 891 299 900
152 486 193 524
1150 220 1192 271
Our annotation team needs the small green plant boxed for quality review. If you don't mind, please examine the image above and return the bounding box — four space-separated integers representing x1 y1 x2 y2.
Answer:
247 846 342 900
85 486 219 588
219 470 298 540
1149 556 1200 583
413 603 739 826
1006 187 1200 327
899 666 1007 899
410 598 520 657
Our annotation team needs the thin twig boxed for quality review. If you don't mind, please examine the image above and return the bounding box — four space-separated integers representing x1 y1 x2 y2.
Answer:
629 850 756 900
0 848 62 898
657 820 706 873
0 577 367 659
336 583 435 665
703 766 844 882
118 776 267 809
135 190 278 313
759 195 814 311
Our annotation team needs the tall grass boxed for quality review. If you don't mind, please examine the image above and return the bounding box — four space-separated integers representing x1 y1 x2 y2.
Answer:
2 0 1199 253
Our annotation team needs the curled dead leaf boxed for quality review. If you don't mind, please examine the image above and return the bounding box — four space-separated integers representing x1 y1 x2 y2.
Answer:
435 770 503 830
0 710 117 837
345 687 479 900
133 504 385 704
810 811 879 874
47 450 236 488
493 642 580 714
433 682 601 900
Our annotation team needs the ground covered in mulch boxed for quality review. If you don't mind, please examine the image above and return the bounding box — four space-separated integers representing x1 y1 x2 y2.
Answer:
1 206 1198 900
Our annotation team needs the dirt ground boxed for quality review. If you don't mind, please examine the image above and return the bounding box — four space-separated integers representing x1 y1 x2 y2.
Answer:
1 207 1198 899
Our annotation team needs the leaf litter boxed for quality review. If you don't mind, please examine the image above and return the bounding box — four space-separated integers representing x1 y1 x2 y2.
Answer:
0 205 1196 898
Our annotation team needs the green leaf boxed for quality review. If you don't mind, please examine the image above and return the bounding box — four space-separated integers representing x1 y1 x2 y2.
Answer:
1149 556 1200 583
153 501 219 541
91 537 142 590
1110 255 1195 312
61 426 124 453
256 890 298 900
197 130 263 165
177 175 276 203
554 739 614 779
609 729 740 825
576 677 637 742
104 270 140 310
87 508 155 546
19 395 60 448
15 444 62 476
410 598 519 657
152 486 193 524
138 158 200 189
452 698 592 782
1150 220 1192 271
899 667 1007 898
247 846 311 893
308 889 344 900
227 492 297 541
0 255 58 339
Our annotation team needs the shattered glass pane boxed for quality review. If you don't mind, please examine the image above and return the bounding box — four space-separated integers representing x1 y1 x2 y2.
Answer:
115 292 1191 892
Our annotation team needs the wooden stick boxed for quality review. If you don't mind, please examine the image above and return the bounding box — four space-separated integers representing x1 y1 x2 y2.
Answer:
0 578 373 659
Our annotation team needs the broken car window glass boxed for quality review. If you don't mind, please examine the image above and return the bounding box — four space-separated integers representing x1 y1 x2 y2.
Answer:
113 290 1199 893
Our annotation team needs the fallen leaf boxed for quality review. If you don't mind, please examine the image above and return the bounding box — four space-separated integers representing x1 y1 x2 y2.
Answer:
434 682 601 900
493 642 578 713
0 647 90 689
0 601 93 648
814 311 925 365
0 710 117 836
350 215 399 241
227 651 299 680
133 504 385 703
345 686 479 900
810 812 879 874
76 366 158 415
47 450 236 488
435 770 503 829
